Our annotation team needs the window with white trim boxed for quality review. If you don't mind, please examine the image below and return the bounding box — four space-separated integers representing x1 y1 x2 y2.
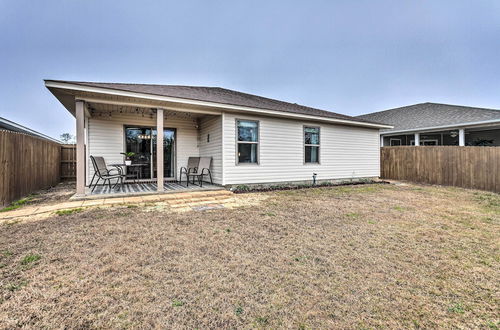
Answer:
304 126 320 163
237 120 259 164
390 138 402 146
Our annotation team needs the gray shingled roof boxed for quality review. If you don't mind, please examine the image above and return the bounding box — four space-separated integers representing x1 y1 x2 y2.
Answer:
46 80 385 126
0 117 60 143
357 102 500 133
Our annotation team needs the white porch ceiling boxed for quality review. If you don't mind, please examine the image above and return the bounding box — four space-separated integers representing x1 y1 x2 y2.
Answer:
87 102 211 120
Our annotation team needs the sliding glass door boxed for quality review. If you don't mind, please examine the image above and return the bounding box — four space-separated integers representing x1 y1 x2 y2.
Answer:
125 127 153 179
152 128 175 178
125 126 175 179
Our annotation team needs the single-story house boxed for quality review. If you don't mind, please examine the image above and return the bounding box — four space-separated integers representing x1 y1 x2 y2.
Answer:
45 80 391 196
358 102 500 147
0 117 60 143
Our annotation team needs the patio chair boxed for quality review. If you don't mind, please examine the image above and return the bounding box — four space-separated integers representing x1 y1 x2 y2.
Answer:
180 157 200 186
89 156 125 192
185 157 213 187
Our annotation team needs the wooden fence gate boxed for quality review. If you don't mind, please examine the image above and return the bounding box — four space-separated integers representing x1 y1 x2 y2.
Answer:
60 144 76 180
381 146 500 193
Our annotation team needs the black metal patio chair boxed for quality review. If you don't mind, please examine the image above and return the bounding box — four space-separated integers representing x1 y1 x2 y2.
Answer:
180 157 200 186
185 157 213 187
89 156 125 192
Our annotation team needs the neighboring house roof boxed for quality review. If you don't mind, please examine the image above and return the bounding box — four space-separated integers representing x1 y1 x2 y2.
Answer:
0 117 60 143
45 80 390 128
357 102 500 134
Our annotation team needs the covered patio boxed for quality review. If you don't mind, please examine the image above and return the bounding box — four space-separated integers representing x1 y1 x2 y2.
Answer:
86 181 221 197
46 80 224 197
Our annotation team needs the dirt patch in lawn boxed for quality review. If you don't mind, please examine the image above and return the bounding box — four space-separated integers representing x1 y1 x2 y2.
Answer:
0 182 75 214
0 183 498 328
26 181 76 205
0 182 75 216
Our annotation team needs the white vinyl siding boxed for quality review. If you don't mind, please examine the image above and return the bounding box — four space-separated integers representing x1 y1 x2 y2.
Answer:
222 112 380 185
86 112 206 185
198 116 222 184
86 110 379 186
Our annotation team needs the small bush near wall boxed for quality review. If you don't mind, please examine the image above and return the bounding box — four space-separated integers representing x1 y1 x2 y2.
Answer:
230 178 387 194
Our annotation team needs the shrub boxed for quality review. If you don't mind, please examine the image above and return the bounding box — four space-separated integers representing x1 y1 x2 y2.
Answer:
231 179 385 193
233 184 251 192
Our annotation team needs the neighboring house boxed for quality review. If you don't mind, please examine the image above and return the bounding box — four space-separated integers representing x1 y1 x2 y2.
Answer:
45 80 391 196
0 117 60 143
358 102 500 147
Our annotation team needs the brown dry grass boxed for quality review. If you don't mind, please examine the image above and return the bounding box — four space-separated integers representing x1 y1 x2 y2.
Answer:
0 183 498 329
23 181 75 206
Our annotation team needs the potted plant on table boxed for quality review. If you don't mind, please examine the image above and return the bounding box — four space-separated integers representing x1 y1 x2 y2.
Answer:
120 152 135 165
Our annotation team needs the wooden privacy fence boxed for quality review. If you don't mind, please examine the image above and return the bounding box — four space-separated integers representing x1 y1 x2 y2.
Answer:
0 130 61 207
381 146 500 193
61 144 76 180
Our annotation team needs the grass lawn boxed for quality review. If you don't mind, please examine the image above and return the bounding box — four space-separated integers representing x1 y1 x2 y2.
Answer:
0 183 498 328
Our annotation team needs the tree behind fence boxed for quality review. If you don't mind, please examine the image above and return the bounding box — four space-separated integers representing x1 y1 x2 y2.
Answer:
0 130 61 207
381 146 500 193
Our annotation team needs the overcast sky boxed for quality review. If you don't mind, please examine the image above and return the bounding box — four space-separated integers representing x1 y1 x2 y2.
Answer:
1 0 500 139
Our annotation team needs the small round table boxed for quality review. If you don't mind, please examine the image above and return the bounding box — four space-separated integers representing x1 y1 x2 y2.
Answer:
110 163 148 183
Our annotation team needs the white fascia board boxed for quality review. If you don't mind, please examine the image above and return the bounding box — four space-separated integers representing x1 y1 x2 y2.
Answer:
380 119 500 136
45 80 392 129
77 96 222 116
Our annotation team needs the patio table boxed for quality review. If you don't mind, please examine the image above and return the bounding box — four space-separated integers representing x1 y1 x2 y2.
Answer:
109 163 148 183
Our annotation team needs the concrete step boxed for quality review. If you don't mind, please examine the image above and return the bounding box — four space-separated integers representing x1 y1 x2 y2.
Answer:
138 189 232 203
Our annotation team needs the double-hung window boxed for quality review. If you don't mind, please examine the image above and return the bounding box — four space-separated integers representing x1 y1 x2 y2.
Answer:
304 126 320 163
237 120 259 164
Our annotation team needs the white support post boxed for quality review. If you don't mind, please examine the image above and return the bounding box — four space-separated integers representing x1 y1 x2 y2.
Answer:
414 133 420 146
156 108 164 192
380 135 384 147
75 100 86 195
458 128 465 146
221 112 225 186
